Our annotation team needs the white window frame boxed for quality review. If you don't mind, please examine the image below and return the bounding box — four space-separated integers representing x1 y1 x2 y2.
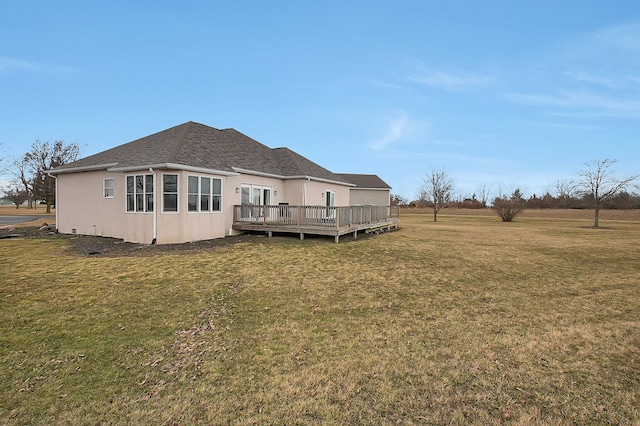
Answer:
126 174 154 213
162 173 179 213
187 174 222 213
104 178 114 198
326 190 336 207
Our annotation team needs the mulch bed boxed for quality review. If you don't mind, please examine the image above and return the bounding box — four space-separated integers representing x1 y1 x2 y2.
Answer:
1 223 372 256
0 224 267 256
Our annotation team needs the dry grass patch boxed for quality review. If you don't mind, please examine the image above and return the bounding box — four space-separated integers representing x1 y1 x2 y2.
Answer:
1 214 639 424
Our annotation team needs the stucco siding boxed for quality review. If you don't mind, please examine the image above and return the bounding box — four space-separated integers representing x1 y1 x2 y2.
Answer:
349 189 390 206
56 171 125 238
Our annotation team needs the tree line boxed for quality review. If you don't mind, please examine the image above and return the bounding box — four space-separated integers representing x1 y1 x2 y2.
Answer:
392 159 639 228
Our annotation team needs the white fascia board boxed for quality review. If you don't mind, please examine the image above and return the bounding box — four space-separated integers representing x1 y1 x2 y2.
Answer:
232 167 356 187
47 163 120 175
300 176 356 187
231 167 287 179
109 163 240 176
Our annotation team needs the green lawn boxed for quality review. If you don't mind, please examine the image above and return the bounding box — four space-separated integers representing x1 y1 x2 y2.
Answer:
1 213 639 424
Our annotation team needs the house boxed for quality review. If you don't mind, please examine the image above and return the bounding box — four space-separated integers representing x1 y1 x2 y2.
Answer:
50 121 397 244
336 173 391 206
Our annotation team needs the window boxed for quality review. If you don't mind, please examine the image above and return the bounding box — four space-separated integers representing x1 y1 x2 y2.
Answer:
126 174 153 212
187 175 222 212
326 190 336 207
145 175 154 212
104 178 114 198
212 178 222 211
188 176 198 212
163 174 178 212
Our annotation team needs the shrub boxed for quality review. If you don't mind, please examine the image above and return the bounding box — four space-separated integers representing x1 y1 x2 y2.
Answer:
492 190 525 222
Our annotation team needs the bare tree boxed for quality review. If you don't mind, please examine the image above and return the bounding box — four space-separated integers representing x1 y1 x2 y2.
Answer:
422 167 454 222
2 180 29 208
22 140 80 213
555 180 577 209
492 188 525 222
477 183 491 208
13 156 35 208
576 159 638 228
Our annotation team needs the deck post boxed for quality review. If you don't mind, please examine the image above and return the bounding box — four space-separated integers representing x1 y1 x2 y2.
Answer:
300 232 304 240
335 234 339 243
354 230 358 239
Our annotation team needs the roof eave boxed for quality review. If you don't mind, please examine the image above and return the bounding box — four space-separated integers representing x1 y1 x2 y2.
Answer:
48 163 120 175
232 167 355 186
108 163 240 176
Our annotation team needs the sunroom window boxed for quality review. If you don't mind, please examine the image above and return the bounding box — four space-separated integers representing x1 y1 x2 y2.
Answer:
126 174 153 212
163 174 178 212
187 175 222 212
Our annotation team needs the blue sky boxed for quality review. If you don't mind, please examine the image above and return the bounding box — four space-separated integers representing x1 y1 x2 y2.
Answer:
1 1 639 200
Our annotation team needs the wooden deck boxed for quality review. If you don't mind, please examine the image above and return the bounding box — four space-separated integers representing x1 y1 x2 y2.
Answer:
233 205 400 243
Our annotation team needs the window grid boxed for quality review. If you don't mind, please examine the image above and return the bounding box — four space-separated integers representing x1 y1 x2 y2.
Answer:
188 175 222 212
104 178 114 198
126 174 154 212
163 174 178 213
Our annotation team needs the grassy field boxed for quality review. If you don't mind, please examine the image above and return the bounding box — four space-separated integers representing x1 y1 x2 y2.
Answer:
1 211 639 424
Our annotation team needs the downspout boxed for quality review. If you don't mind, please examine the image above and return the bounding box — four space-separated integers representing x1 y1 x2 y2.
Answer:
48 172 58 233
149 168 157 244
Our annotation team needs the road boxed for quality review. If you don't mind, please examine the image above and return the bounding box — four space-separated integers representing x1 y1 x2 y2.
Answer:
0 216 51 225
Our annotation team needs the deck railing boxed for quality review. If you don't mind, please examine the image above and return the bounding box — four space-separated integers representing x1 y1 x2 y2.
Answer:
233 205 399 229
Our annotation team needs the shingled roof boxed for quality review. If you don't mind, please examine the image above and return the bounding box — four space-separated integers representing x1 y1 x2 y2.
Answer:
51 121 351 184
336 173 391 189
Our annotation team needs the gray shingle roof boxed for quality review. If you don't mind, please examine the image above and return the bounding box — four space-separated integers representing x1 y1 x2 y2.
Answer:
51 121 351 184
336 173 391 189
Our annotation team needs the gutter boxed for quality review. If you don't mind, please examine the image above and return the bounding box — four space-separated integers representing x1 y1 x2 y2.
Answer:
232 168 355 187
110 163 239 176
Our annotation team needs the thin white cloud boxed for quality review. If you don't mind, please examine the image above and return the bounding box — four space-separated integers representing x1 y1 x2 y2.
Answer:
0 57 39 73
564 71 613 87
504 90 640 119
545 122 601 130
369 115 411 150
594 22 640 51
0 56 77 75
409 68 491 90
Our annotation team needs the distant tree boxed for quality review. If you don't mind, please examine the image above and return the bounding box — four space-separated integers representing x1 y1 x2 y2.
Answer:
555 180 578 209
390 193 408 206
2 180 29 208
13 156 35 208
22 140 80 213
492 188 525 222
422 167 454 222
576 159 638 228
477 183 491 207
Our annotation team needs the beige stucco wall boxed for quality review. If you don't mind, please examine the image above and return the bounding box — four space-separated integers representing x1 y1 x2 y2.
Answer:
56 171 126 239
300 180 350 206
349 189 391 206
